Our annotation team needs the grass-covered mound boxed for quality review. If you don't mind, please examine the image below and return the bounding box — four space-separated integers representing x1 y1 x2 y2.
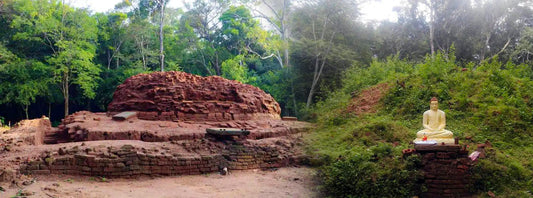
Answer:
306 51 533 197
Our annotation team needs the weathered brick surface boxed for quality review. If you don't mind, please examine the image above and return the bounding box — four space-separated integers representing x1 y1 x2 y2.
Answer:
415 145 473 198
49 111 311 143
107 71 281 121
20 142 304 178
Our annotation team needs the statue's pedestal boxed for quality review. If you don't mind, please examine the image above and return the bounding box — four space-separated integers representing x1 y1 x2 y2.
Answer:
414 144 472 198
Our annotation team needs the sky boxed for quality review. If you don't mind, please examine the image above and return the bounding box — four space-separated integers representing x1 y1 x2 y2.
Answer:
69 0 185 12
359 0 402 22
69 0 402 23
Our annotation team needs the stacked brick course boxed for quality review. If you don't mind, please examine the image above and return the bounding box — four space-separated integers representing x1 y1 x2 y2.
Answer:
415 145 472 198
20 142 303 177
107 71 281 121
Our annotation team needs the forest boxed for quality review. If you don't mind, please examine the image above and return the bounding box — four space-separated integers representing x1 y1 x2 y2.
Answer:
1 0 533 196
0 0 530 124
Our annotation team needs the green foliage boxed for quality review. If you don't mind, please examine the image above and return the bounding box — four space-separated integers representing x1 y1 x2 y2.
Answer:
0 45 51 118
341 55 413 96
512 27 533 64
307 49 533 197
9 0 101 117
221 55 256 84
219 5 258 53
471 148 533 197
320 146 421 197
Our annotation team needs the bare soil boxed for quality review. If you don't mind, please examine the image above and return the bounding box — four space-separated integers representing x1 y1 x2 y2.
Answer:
1 167 319 198
346 83 391 115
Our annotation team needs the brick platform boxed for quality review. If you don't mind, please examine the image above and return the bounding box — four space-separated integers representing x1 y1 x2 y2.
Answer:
19 139 306 178
414 144 472 198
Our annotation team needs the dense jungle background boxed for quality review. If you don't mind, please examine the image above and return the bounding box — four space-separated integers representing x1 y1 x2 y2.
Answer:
1 0 533 196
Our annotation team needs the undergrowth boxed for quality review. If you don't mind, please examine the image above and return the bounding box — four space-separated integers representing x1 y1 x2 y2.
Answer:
306 50 533 197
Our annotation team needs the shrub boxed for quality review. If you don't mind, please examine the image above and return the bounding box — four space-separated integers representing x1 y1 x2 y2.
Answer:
471 148 533 196
320 147 421 198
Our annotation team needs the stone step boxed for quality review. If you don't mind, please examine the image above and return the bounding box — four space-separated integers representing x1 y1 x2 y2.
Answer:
43 137 58 144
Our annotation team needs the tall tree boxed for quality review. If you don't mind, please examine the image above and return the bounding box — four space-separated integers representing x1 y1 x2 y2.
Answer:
248 0 291 68
95 12 128 69
181 0 230 75
155 0 167 71
472 0 533 64
291 0 364 108
0 44 50 119
11 0 101 117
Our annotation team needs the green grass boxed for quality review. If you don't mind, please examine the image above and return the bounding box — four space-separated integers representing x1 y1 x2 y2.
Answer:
305 50 533 197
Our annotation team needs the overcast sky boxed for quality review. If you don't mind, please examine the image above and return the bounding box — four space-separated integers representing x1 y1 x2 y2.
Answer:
69 0 401 23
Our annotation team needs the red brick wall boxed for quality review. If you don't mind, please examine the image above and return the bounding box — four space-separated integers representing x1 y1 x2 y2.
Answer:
415 145 472 198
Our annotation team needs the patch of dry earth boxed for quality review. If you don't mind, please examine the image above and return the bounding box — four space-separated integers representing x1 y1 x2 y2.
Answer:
2 167 319 198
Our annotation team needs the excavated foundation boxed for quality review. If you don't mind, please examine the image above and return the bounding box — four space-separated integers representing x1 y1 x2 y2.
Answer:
1 115 310 180
1 72 312 182
19 137 307 177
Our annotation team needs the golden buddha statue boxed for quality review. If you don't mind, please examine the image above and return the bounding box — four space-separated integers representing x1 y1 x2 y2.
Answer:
414 97 455 144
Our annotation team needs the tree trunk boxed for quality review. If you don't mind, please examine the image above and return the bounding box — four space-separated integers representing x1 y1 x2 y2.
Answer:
305 84 317 109
64 92 68 117
429 22 435 57
214 51 221 75
48 102 51 118
284 45 289 67
480 33 491 62
140 36 146 69
306 19 335 108
24 104 29 119
107 49 111 69
159 0 165 72
63 72 69 117
429 1 435 57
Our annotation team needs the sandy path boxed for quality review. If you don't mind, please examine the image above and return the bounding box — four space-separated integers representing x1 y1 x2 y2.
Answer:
2 167 320 198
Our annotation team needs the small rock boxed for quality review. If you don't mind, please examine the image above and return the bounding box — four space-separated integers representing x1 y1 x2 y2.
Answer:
43 186 58 192
22 180 33 186
121 144 134 150
220 167 229 175
58 148 65 155
19 189 35 196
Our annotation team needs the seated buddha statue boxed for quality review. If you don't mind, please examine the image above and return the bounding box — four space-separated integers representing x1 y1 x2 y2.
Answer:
414 97 455 144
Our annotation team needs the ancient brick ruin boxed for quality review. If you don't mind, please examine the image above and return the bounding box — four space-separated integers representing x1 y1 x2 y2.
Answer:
0 71 311 184
414 145 472 198
19 139 306 177
107 71 281 121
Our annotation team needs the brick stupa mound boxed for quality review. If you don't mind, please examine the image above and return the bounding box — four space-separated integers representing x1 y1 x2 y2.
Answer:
108 71 281 121
0 72 313 184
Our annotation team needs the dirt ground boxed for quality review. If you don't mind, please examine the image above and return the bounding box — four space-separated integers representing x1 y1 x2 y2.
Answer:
1 167 320 198
346 83 390 115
